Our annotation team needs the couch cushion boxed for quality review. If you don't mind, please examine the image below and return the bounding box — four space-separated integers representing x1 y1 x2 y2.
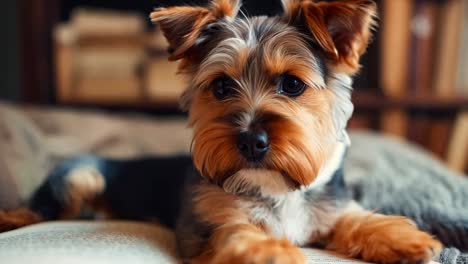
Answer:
0 221 387 264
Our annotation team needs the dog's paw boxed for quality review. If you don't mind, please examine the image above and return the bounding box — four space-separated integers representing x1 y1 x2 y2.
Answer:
359 217 442 264
0 208 41 232
61 166 106 218
211 238 305 264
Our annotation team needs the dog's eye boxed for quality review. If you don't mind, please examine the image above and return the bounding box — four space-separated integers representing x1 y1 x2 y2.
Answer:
279 74 306 97
212 77 235 100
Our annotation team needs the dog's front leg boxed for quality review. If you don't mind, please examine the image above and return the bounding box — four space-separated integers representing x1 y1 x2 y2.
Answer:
189 185 305 264
326 204 442 264
192 223 305 264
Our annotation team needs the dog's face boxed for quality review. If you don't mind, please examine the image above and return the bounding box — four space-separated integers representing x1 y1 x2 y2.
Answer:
151 0 376 192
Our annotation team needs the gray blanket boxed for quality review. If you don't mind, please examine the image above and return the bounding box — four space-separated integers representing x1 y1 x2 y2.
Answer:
345 132 468 264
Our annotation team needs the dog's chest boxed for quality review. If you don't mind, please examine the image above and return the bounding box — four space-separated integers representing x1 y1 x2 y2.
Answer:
243 191 338 246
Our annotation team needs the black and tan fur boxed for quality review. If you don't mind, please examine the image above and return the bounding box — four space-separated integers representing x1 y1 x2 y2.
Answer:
0 1 442 263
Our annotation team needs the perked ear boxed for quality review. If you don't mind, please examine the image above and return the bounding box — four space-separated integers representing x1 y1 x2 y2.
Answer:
150 0 241 61
282 0 377 75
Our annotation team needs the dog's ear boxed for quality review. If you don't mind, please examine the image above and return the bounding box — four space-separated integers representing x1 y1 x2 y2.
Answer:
150 0 241 61
282 0 377 75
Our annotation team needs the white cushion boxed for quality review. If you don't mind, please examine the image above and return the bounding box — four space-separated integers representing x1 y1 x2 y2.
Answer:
0 221 379 264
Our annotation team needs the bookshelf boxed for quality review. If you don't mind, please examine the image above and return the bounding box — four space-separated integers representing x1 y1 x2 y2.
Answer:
373 0 468 173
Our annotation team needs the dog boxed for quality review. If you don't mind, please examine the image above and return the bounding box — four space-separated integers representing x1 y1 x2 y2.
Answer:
0 0 443 263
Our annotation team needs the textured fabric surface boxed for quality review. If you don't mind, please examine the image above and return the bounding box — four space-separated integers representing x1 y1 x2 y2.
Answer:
0 102 467 263
0 221 179 264
439 248 462 264
0 221 376 264
345 133 468 263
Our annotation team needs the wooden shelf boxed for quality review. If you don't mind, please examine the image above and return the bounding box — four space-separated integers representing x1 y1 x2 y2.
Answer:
353 91 468 110
56 99 183 115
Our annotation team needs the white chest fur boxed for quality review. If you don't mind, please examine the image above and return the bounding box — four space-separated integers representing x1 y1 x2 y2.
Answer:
261 191 314 245
243 190 339 246
227 140 349 246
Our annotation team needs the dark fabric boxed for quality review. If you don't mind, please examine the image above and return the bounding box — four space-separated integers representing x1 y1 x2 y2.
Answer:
30 155 192 228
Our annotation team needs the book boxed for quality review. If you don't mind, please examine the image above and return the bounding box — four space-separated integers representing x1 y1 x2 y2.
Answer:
408 113 431 148
70 8 145 38
145 57 186 102
427 117 453 160
348 112 375 130
75 48 145 79
408 0 438 96
381 109 409 138
455 1 468 95
380 0 413 98
74 77 142 104
433 0 465 97
53 8 149 105
54 24 75 103
447 111 468 173
379 0 413 138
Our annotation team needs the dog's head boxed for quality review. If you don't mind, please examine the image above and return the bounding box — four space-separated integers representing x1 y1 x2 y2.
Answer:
151 0 376 194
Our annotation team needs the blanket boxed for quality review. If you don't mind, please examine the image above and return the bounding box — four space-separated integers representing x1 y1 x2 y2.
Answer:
345 133 468 263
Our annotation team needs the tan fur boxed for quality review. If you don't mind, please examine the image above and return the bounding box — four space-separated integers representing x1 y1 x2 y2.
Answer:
61 166 106 219
150 0 240 64
150 6 217 62
210 231 305 264
189 86 336 186
187 25 337 185
282 0 377 75
262 95 335 186
192 225 305 264
210 0 241 18
192 182 305 264
262 33 326 87
327 206 442 264
193 182 248 225
0 208 42 232
189 92 245 182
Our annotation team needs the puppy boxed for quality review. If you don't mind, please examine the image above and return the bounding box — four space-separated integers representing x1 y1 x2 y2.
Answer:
0 0 442 263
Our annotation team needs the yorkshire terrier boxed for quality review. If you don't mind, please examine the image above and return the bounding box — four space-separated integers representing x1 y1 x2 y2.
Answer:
0 0 442 263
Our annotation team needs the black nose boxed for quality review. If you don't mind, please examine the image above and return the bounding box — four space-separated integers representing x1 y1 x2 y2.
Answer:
236 129 269 162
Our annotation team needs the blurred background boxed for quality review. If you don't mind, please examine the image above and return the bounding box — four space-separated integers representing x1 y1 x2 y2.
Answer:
0 0 467 173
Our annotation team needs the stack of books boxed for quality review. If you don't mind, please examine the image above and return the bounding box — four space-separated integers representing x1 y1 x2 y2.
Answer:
54 8 186 106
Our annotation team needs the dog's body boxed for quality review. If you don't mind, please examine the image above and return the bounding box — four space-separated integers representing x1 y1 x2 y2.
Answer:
0 0 444 263
27 142 348 256
177 139 350 259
